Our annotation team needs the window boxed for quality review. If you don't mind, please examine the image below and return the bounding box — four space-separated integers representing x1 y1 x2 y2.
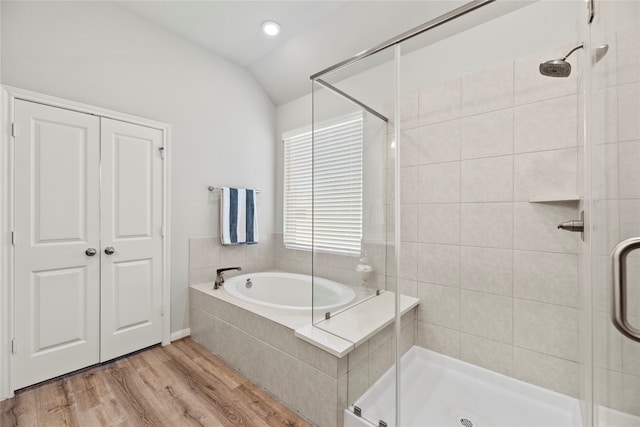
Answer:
283 113 363 256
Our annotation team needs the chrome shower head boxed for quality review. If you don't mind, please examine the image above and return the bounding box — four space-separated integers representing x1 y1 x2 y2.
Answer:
539 59 572 78
539 43 584 78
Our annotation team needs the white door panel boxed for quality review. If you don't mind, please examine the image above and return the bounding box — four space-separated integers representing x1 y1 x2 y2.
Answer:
13 100 100 389
33 267 88 351
100 118 163 362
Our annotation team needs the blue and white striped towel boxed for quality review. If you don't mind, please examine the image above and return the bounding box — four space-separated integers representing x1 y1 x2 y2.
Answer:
220 187 259 245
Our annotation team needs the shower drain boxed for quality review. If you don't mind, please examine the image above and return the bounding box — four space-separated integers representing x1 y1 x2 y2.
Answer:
457 417 474 427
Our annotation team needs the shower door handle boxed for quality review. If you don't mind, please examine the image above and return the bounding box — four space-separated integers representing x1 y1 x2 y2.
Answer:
612 237 640 343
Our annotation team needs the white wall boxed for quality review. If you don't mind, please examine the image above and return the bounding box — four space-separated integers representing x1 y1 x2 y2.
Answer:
1 1 276 334
276 0 582 232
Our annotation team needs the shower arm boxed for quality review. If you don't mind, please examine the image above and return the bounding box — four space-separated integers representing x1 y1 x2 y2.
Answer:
561 43 584 61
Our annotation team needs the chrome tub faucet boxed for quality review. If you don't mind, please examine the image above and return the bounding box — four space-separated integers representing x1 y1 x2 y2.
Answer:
214 267 242 289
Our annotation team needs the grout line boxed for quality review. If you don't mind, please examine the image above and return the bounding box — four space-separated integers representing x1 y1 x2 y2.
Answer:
403 92 579 132
400 133 578 167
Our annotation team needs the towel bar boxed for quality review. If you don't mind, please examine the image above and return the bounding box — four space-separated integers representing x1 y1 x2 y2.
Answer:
208 186 262 194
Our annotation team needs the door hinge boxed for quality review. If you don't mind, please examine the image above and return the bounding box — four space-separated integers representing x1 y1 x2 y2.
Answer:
161 305 165 316
161 225 165 238
159 147 165 159
11 338 17 354
11 123 16 138
11 231 15 246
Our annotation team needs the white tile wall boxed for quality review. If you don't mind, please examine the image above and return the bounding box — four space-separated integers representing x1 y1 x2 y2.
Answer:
618 140 640 199
417 243 460 286
460 290 513 344
461 156 513 202
401 204 418 242
400 241 418 281
400 128 421 167
401 44 582 398
460 246 513 296
401 166 419 204
461 61 514 116
417 204 460 245
417 322 460 358
460 333 514 377
513 251 577 307
514 299 578 361
592 87 618 145
460 108 513 160
417 162 460 203
514 95 578 153
417 282 460 329
400 90 420 129
616 28 640 86
419 78 461 126
514 148 578 201
460 203 513 249
419 120 461 164
513 347 579 397
617 83 640 142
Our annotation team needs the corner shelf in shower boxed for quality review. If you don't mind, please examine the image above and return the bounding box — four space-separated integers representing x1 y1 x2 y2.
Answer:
528 194 580 203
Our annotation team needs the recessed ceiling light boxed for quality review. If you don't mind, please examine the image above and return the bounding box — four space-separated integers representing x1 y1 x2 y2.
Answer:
261 21 281 36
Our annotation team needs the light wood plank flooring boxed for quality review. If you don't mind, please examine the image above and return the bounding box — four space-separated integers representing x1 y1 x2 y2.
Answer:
0 338 311 427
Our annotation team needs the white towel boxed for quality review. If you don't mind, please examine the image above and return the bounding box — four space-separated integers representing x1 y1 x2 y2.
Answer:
220 187 259 245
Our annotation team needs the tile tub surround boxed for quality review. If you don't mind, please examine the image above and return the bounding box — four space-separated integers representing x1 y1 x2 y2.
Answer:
390 44 583 398
188 234 277 286
189 285 417 427
189 234 390 299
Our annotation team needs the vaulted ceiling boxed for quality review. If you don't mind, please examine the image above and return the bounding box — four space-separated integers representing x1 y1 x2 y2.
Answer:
117 1 531 105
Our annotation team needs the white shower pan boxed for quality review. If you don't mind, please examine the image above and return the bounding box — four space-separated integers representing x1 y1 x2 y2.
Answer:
345 346 582 427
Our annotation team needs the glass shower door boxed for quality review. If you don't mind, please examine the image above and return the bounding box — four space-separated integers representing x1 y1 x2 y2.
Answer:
590 1 640 425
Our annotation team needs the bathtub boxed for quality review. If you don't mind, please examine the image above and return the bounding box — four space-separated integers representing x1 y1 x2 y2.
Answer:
223 271 356 311
189 274 419 427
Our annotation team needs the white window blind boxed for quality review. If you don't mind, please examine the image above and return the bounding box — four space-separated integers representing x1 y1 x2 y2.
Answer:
283 113 363 256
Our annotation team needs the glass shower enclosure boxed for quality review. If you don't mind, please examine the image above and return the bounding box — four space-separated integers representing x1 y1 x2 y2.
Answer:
307 1 640 426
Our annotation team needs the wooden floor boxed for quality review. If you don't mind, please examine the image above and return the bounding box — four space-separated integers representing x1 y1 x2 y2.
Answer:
0 338 311 427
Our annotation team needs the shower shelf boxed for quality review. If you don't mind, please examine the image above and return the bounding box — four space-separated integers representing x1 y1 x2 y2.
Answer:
528 194 580 203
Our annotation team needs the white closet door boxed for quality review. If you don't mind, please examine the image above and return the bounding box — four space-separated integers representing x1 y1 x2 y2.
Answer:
100 118 164 362
13 100 101 389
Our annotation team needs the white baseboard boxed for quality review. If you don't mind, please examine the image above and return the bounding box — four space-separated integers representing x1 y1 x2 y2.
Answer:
170 328 191 342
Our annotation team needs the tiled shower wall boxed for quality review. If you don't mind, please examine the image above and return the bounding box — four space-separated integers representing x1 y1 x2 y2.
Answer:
392 45 583 397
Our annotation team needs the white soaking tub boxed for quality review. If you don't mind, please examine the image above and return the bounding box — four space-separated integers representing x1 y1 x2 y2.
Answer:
223 271 356 312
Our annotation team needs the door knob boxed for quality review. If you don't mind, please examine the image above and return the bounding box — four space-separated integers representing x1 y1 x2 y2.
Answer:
104 246 115 255
85 248 97 256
